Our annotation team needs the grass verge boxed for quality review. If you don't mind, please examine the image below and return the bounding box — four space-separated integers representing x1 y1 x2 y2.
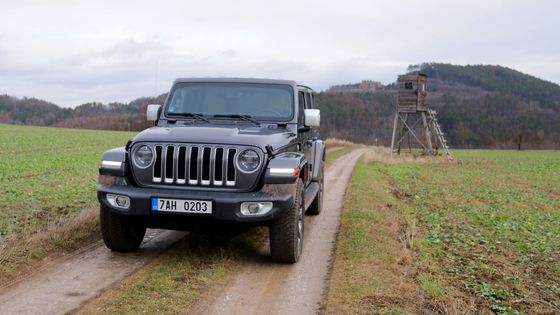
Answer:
327 149 560 314
326 151 437 314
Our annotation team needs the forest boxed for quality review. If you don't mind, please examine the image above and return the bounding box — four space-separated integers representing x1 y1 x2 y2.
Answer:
1 63 559 149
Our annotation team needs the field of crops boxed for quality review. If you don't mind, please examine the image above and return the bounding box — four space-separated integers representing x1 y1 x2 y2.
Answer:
0 124 135 237
0 124 135 278
328 149 560 314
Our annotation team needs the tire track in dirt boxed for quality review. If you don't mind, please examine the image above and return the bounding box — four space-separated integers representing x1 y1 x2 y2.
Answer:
0 230 186 315
192 148 367 315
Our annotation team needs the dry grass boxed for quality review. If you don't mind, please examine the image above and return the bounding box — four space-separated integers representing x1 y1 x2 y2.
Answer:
363 147 447 165
78 227 268 314
325 137 358 148
0 207 99 287
326 153 439 314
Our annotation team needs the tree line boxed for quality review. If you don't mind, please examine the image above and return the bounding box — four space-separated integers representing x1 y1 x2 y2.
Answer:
1 63 559 149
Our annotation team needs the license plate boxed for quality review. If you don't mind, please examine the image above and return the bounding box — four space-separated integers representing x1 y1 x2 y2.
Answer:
151 198 212 214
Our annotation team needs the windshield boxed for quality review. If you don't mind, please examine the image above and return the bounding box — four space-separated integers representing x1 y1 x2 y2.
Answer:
165 82 294 121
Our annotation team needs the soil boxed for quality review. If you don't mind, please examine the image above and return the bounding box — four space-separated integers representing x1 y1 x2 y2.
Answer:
0 230 186 315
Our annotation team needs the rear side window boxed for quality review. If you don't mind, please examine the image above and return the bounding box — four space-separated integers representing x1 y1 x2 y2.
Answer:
305 92 312 109
298 91 305 125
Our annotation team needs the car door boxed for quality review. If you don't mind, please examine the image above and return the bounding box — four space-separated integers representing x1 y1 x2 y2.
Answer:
298 90 313 186
306 91 322 180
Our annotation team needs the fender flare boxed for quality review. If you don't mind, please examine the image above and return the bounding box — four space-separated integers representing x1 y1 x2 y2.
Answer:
264 152 307 184
99 147 129 176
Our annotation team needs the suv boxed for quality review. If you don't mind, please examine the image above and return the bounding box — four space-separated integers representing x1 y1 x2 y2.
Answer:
97 78 324 263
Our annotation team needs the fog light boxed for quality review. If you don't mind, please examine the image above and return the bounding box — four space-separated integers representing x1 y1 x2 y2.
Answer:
107 194 130 209
240 202 273 216
248 204 260 214
116 196 130 208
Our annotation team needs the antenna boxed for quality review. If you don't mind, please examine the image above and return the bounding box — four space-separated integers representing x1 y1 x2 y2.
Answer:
154 61 159 98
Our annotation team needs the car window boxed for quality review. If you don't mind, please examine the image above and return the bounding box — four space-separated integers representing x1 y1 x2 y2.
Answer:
298 91 305 125
166 83 294 120
305 92 312 109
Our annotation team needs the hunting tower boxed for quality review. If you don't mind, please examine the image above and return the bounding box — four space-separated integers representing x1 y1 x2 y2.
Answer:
390 73 452 159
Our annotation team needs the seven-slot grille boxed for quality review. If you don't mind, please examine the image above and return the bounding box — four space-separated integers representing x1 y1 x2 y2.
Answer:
152 145 237 186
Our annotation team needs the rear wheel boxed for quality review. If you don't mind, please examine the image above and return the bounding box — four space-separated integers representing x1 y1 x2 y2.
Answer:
100 205 146 252
307 164 324 215
269 178 305 263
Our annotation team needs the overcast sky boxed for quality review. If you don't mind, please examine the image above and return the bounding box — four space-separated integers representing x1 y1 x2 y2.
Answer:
1 0 559 107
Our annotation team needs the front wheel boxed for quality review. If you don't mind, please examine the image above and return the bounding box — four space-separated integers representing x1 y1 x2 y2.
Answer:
100 205 147 252
269 178 305 263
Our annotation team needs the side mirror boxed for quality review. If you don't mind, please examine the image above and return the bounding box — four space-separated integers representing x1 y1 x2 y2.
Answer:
146 104 162 122
304 109 320 127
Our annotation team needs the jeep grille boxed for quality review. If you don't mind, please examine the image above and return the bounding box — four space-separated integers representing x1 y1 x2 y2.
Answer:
130 143 263 191
153 145 237 186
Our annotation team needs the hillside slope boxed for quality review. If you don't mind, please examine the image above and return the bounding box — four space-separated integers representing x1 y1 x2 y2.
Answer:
319 63 560 149
1 63 559 149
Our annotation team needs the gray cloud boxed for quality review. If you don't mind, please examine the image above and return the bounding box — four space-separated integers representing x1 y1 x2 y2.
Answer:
0 0 559 107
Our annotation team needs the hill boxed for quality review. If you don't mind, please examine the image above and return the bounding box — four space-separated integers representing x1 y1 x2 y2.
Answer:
411 63 560 106
0 94 166 131
1 63 559 149
320 63 560 149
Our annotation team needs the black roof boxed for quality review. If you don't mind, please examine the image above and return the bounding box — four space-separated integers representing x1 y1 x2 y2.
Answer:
174 77 295 85
173 77 312 91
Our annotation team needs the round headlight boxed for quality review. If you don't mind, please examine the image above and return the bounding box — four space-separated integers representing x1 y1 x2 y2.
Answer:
236 149 261 173
133 145 154 168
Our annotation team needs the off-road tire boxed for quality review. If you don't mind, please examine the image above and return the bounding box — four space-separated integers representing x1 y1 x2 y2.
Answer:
269 178 305 263
100 205 147 252
307 164 324 215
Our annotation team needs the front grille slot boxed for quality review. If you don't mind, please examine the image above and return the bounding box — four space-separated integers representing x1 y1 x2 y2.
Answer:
214 148 224 185
147 144 241 188
177 146 187 184
201 147 211 185
164 146 175 183
226 148 236 186
153 145 163 183
189 147 199 184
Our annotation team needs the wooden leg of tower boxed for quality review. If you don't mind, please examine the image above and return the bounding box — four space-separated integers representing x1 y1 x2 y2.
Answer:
390 111 399 158
421 112 433 154
404 114 411 153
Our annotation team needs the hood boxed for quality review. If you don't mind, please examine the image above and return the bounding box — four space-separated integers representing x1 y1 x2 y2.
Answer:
131 124 297 151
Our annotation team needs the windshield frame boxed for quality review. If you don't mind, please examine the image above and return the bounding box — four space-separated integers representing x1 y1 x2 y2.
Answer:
163 82 296 122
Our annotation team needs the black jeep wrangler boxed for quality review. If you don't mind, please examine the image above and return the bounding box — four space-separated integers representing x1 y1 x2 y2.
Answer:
97 78 324 263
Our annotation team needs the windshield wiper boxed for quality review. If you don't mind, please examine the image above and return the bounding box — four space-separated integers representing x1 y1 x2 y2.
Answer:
213 114 261 126
168 112 210 123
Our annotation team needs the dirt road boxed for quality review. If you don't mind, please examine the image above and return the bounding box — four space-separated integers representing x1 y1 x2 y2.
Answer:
0 230 186 315
193 148 366 315
0 148 365 315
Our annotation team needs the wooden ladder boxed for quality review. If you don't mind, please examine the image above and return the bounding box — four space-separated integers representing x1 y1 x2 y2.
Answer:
427 109 452 160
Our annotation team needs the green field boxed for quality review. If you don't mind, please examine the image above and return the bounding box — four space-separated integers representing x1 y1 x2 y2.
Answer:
328 149 560 314
0 124 135 278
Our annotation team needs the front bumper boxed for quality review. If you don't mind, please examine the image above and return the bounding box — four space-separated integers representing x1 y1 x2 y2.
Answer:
97 181 295 223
